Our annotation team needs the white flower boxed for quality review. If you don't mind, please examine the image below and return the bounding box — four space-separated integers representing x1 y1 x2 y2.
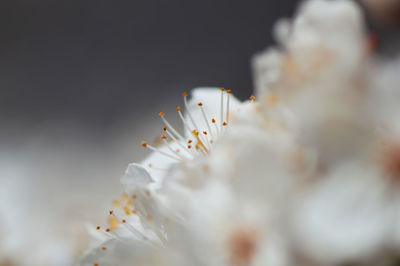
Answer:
78 87 251 266
79 0 400 265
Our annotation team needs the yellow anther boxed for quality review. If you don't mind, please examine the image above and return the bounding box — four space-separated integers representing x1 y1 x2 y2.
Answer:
124 206 132 216
108 216 119 230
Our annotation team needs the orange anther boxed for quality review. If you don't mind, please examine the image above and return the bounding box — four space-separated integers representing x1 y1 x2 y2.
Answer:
227 89 232 93
223 122 227 126
161 134 167 139
183 92 188 97
102 246 107 251
141 141 147 147
96 226 100 230
198 102 203 106
212 118 216 123
220 87 225 91
124 206 132 216
109 210 113 215
163 126 167 131
158 111 165 116
105 228 110 232
176 106 181 111
132 194 137 199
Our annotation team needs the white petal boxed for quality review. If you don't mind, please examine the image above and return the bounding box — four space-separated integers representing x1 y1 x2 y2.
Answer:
121 163 153 187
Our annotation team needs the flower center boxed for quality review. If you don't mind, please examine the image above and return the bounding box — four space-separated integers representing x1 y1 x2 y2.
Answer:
141 88 233 160
228 229 258 266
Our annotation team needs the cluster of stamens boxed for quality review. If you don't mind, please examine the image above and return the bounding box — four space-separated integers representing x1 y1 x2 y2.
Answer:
141 88 233 162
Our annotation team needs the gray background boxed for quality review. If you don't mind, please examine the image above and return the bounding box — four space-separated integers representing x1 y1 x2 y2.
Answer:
0 0 297 136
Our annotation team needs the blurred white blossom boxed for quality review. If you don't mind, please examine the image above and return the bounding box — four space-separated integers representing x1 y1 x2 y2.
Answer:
79 0 400 265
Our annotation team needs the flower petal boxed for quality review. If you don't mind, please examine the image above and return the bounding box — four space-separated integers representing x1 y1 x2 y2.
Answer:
121 163 153 187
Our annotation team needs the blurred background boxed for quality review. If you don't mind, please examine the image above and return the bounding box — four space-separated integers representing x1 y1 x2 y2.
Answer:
1 0 398 265
0 0 298 264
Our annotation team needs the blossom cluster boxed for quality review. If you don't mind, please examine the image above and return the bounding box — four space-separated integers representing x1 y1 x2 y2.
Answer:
80 0 400 265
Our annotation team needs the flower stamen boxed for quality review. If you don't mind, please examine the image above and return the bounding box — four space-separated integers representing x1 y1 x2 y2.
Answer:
192 130 208 154
198 102 214 141
220 88 225 132
141 141 181 161
160 134 190 160
158 112 186 143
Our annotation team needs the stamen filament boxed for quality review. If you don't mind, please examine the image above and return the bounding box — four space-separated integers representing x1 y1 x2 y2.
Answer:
226 89 231 123
163 127 194 157
147 163 168 171
202 131 212 150
212 118 220 137
220 88 225 132
198 103 214 140
183 92 201 133
158 112 186 143
161 135 190 160
176 106 193 136
141 141 181 161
